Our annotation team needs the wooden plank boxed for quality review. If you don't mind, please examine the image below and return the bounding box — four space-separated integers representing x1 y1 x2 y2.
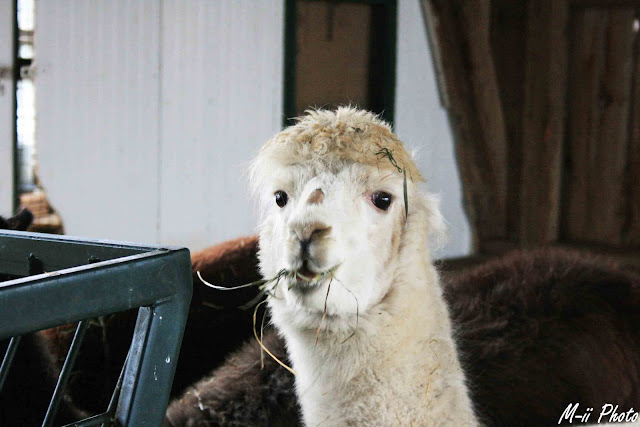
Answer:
419 0 449 108
295 2 372 113
520 0 569 245
490 1 527 242
564 9 607 242
422 0 509 251
459 0 509 244
570 0 640 7
625 15 640 246
589 9 636 244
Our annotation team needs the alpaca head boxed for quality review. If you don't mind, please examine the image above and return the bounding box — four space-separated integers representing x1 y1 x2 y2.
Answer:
250 108 443 335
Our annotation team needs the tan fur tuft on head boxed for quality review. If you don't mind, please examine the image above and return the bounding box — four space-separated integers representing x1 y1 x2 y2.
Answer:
253 107 424 185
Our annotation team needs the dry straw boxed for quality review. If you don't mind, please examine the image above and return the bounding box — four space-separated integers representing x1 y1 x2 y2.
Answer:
197 265 347 376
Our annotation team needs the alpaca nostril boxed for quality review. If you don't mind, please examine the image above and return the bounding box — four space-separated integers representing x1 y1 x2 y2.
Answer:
300 238 311 255
299 224 332 241
295 223 332 255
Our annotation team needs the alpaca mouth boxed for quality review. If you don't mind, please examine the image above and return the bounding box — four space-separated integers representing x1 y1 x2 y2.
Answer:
295 263 317 282
290 262 339 290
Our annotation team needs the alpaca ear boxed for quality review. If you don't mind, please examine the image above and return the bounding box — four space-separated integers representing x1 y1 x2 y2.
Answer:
422 192 449 251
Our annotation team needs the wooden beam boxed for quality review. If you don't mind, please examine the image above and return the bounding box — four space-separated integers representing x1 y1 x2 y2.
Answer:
564 9 607 242
459 0 509 241
590 9 636 244
570 0 640 7
422 0 509 251
490 1 527 242
520 0 569 245
625 15 640 246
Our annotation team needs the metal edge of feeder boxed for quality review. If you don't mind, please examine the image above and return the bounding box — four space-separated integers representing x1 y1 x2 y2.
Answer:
0 230 193 426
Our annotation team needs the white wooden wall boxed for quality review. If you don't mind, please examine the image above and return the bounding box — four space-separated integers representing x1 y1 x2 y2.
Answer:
35 0 470 257
36 1 283 248
0 2 14 217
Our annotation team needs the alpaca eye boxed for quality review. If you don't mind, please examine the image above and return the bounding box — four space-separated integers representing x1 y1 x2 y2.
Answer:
275 191 288 208
371 191 392 211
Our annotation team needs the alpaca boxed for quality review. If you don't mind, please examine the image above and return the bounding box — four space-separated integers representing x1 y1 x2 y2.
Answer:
248 107 478 425
165 108 639 426
165 247 640 426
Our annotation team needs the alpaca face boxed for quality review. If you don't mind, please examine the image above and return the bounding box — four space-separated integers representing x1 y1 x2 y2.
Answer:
256 160 411 332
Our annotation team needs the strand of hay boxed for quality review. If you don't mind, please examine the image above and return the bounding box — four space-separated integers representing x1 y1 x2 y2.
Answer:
376 148 409 220
253 299 297 375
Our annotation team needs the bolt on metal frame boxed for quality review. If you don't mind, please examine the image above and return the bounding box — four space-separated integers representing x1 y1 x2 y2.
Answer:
0 230 193 426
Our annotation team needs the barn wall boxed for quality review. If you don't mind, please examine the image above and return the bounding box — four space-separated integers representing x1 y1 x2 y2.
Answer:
34 0 468 256
36 1 161 242
36 1 284 248
395 0 471 257
158 2 284 248
0 2 14 217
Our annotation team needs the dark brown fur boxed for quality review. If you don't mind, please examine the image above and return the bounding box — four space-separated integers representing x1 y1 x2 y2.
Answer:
448 248 640 426
166 247 640 426
0 209 82 425
165 331 299 427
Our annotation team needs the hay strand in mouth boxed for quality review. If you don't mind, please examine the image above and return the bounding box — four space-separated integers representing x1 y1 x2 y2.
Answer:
376 148 409 220
197 271 268 291
315 277 333 346
253 299 297 376
197 269 289 309
198 266 343 371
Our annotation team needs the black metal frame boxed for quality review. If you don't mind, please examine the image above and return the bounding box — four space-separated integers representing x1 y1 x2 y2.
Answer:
0 230 193 426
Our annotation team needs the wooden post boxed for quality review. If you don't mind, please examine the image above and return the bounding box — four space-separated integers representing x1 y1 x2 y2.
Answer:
591 10 636 244
626 15 640 246
564 9 607 242
490 1 527 243
421 0 509 252
565 8 636 245
520 0 568 245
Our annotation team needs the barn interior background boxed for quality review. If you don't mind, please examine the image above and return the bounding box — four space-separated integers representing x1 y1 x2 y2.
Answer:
0 0 638 265
424 0 639 268
0 0 471 259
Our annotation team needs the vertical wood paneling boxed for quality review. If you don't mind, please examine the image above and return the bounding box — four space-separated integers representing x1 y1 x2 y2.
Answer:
565 9 607 242
0 1 14 215
422 0 509 251
36 1 161 242
158 1 284 249
490 1 527 243
626 18 640 246
590 10 636 243
565 8 636 245
520 0 568 245
295 2 372 113
460 0 509 244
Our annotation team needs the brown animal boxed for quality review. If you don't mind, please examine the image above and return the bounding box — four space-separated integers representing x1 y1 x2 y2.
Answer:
166 247 640 426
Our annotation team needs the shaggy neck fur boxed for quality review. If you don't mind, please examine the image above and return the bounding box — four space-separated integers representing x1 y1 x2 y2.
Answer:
271 211 478 426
